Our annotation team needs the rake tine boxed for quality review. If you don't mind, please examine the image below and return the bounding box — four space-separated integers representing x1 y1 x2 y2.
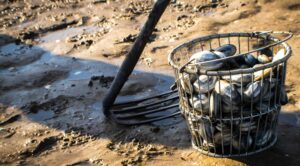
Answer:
112 90 177 107
113 95 179 113
112 111 181 125
115 103 179 119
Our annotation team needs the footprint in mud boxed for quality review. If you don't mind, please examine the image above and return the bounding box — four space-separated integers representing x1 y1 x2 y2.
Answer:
58 131 94 149
0 69 69 91
66 159 107 166
107 140 172 165
88 75 114 88
0 43 45 69
23 95 76 115
21 136 58 157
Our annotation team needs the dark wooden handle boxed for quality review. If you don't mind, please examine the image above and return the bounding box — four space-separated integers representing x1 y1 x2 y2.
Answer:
102 0 171 115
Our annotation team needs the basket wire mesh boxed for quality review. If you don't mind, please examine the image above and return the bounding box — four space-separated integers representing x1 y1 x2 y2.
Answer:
168 32 292 157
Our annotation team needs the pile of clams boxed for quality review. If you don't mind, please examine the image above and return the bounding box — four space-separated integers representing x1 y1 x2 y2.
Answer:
180 44 288 152
189 112 277 153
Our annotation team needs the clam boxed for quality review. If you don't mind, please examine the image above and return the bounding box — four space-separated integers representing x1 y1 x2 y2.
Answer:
198 119 214 145
209 91 220 117
272 49 285 62
214 131 232 146
260 47 273 57
239 121 256 132
255 130 272 147
221 101 240 114
252 49 285 81
215 80 241 104
243 53 258 67
180 73 197 94
255 102 270 113
215 122 228 131
190 51 223 70
193 75 217 93
214 44 237 57
189 94 209 114
244 81 268 102
239 64 250 69
233 135 253 151
280 86 288 105
253 64 273 81
214 51 227 59
214 50 240 69
258 54 272 64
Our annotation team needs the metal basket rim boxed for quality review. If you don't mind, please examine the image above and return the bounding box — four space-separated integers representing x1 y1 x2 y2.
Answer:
168 31 293 76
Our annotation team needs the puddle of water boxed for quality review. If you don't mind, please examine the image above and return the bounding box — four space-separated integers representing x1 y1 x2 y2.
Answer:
28 110 55 121
67 70 93 81
39 26 99 43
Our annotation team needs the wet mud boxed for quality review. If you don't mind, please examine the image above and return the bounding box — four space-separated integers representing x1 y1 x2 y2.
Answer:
0 0 300 165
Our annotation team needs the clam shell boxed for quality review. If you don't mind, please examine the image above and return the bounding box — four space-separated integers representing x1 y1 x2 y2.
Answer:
214 51 226 59
233 135 253 151
214 50 240 69
280 86 288 105
215 122 228 131
255 102 270 113
272 49 285 62
193 75 217 93
209 91 220 117
258 54 272 64
215 80 241 104
214 44 237 57
260 47 273 57
255 130 272 147
221 102 240 114
214 131 232 146
198 119 214 145
190 51 223 70
244 53 258 67
243 81 262 102
244 80 271 102
253 64 272 81
180 73 197 94
239 121 256 132
189 94 209 114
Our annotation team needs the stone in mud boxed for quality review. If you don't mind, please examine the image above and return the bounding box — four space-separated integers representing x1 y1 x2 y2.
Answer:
93 0 107 4
0 114 20 126
89 75 114 88
0 128 16 138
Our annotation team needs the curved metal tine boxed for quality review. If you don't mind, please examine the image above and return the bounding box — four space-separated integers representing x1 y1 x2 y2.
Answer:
115 103 179 119
112 95 179 113
112 90 178 107
112 111 181 125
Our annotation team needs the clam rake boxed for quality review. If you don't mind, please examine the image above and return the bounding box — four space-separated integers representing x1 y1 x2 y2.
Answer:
109 90 181 125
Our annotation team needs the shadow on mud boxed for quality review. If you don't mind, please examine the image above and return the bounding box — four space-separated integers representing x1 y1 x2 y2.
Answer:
0 34 190 148
231 110 300 166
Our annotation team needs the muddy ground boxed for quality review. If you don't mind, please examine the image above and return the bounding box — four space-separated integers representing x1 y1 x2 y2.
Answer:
0 0 300 165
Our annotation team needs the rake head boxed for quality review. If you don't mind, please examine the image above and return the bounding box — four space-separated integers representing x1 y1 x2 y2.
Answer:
106 90 181 125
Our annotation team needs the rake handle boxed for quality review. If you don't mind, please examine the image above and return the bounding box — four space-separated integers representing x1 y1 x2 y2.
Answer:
102 0 171 115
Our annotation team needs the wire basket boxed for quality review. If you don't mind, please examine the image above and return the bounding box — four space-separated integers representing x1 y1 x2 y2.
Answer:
168 31 293 157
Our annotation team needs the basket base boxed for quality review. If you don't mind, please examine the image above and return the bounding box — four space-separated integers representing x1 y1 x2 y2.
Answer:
191 135 277 158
